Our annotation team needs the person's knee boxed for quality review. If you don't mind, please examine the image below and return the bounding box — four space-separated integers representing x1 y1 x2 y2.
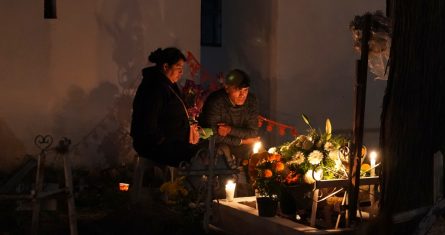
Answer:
216 144 231 156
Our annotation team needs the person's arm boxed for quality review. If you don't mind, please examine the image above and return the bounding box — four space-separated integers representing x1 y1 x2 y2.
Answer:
200 93 243 146
228 94 259 139
132 82 166 146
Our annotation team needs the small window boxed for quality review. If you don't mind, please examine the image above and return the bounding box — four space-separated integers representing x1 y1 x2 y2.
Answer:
201 0 222 47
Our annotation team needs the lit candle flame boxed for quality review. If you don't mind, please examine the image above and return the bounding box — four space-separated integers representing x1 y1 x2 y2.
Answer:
370 151 378 165
369 151 378 177
253 141 262 154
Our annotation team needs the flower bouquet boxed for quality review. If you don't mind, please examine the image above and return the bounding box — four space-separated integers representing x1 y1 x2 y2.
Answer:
276 114 350 186
250 153 284 217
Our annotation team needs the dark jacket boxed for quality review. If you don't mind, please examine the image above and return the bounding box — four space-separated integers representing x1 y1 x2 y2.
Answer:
199 88 259 146
130 66 190 158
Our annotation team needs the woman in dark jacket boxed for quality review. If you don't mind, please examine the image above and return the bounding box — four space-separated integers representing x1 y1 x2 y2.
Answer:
130 47 198 167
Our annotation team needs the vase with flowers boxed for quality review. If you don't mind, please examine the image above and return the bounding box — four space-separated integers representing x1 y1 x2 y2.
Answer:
250 152 284 217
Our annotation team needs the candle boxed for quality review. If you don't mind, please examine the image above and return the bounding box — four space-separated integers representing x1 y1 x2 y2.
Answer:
369 151 378 217
119 183 130 192
369 151 377 177
225 180 236 202
253 141 262 154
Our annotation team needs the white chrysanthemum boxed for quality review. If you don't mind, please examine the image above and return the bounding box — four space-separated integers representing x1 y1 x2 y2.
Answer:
268 147 277 154
308 150 323 165
324 142 335 152
287 151 305 165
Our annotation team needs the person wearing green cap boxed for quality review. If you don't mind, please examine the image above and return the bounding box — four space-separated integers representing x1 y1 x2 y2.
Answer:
199 69 260 170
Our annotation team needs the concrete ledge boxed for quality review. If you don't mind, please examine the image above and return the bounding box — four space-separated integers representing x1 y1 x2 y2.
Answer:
211 196 352 235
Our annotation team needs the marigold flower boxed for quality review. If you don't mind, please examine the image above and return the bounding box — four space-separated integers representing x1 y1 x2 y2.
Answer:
268 153 281 161
361 163 371 172
275 162 285 172
263 169 273 178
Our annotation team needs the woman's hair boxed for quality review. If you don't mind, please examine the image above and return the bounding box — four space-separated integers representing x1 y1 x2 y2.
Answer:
148 47 186 67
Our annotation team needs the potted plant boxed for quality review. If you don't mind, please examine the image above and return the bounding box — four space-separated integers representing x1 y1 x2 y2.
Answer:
251 153 284 217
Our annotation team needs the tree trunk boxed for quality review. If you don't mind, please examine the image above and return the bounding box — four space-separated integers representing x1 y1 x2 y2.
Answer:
378 0 445 233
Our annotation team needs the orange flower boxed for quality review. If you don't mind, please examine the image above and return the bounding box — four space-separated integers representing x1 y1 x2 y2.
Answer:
263 169 273 178
242 159 249 166
275 162 285 172
268 153 281 161
285 172 300 184
361 163 371 172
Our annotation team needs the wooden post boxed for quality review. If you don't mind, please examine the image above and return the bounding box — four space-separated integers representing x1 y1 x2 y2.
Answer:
310 189 320 227
203 136 216 233
63 152 78 235
31 150 47 235
131 155 144 203
348 13 371 226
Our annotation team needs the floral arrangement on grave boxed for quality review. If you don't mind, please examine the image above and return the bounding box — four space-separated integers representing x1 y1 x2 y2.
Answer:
273 114 350 186
251 153 285 198
160 176 206 227
160 176 189 205
350 10 392 80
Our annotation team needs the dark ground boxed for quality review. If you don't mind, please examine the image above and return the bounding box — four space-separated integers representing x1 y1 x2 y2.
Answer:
0 167 228 235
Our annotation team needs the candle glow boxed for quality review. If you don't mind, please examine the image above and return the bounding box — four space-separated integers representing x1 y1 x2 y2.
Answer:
225 180 236 202
119 183 130 192
253 141 262 154
369 151 378 177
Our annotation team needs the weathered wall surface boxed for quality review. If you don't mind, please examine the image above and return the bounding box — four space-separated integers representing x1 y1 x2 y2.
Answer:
202 0 386 149
0 0 200 171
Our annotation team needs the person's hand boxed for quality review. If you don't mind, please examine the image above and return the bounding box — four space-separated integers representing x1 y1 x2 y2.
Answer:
241 137 260 145
217 123 232 137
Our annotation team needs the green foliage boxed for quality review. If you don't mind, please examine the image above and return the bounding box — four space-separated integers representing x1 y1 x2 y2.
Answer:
275 115 350 184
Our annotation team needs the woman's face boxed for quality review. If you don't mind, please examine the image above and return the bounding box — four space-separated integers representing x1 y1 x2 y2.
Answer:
163 59 184 83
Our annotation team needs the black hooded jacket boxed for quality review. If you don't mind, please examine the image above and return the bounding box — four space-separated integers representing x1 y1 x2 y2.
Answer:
130 66 190 158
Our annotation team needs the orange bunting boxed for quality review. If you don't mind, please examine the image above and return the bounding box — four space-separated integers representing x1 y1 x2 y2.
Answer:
183 51 298 138
258 115 298 137
266 123 273 132
278 126 286 136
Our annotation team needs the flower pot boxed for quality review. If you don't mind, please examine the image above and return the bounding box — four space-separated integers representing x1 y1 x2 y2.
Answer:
256 197 278 217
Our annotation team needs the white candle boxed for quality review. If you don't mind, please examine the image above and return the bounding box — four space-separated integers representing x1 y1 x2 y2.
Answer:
225 180 236 202
369 151 378 217
370 151 377 177
253 141 262 154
